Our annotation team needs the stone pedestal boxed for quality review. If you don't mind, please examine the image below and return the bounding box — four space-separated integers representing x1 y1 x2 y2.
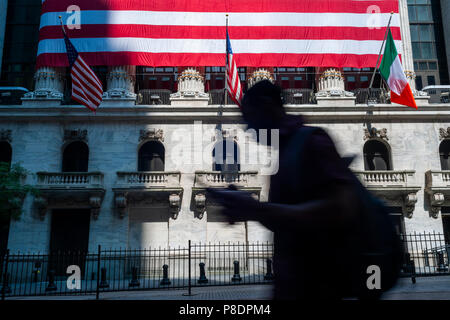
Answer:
22 67 65 106
170 68 209 106
315 68 355 106
102 66 136 107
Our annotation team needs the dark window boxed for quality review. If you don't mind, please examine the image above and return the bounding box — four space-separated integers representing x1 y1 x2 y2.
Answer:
442 215 450 243
212 139 240 172
427 75 436 86
439 140 450 170
415 76 423 90
0 141 12 169
388 207 405 235
363 140 392 171
138 141 165 171
49 209 91 276
62 141 89 172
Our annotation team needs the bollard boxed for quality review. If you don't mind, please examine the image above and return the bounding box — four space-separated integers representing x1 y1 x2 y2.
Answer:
1 273 11 295
99 268 109 289
197 262 208 284
264 258 274 280
231 261 242 282
160 264 171 286
128 267 140 288
45 270 57 292
437 252 448 272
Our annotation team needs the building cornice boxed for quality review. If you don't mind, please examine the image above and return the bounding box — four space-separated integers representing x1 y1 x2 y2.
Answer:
2 104 450 123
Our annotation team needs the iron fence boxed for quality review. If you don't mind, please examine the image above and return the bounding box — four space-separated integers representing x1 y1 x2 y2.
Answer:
1 234 449 299
0 241 274 298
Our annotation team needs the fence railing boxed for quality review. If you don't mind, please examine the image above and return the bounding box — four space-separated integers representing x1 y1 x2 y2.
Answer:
0 242 274 298
1 234 449 299
400 233 449 278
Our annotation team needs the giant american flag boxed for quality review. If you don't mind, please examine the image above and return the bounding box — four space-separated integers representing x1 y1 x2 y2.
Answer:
37 0 402 69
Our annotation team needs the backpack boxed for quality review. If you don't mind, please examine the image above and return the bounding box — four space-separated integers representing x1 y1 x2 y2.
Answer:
284 126 402 299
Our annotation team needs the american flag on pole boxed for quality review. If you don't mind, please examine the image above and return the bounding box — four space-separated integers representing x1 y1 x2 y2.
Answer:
63 33 103 112
226 30 243 107
37 0 402 69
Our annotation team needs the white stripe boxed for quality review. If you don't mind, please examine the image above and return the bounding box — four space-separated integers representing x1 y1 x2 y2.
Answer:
387 55 408 96
41 11 400 29
38 38 404 55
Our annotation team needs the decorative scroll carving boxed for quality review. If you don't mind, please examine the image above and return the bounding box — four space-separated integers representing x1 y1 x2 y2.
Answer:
429 193 445 219
89 194 103 220
364 127 389 141
114 193 128 219
248 69 274 89
139 129 164 142
64 129 88 143
170 68 209 99
0 130 12 142
403 193 418 219
194 194 206 220
169 194 181 220
316 68 354 98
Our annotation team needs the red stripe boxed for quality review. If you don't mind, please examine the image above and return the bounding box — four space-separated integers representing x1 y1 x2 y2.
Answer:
37 52 386 69
71 95 97 111
42 0 399 14
71 68 103 100
40 25 402 41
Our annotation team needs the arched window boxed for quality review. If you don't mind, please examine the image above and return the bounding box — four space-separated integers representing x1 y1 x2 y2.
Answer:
138 141 165 171
363 140 392 171
212 139 240 172
0 141 12 169
440 140 450 170
62 141 89 172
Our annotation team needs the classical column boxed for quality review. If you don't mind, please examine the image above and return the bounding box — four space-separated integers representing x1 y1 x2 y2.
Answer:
315 68 355 106
103 65 137 105
398 0 428 102
170 68 209 106
247 68 274 89
22 67 65 104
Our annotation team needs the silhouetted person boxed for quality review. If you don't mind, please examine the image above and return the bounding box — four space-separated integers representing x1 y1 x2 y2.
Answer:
208 80 399 300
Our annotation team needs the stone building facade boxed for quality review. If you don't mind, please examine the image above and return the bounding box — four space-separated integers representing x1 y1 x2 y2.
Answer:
1 0 450 254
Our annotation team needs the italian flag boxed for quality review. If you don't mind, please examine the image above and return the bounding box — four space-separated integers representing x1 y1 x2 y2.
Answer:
379 29 417 109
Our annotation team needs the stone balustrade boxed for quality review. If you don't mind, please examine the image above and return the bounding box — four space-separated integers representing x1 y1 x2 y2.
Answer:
36 172 104 188
116 171 181 187
354 170 415 187
194 171 259 187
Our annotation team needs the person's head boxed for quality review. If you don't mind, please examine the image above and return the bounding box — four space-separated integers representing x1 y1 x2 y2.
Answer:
241 80 286 131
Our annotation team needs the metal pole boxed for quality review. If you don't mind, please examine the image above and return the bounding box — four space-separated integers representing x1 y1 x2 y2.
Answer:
96 245 101 300
1 249 9 300
188 240 191 296
224 14 229 107
369 12 394 90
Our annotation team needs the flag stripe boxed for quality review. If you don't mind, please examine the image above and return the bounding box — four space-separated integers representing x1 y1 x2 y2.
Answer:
39 38 404 56
41 11 400 29
73 61 103 92
39 25 402 42
42 0 400 14
37 52 392 68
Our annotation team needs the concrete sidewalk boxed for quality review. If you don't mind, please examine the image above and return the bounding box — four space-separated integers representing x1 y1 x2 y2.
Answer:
8 276 450 300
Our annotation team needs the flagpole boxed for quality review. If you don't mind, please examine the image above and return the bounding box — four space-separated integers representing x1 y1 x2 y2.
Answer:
58 16 66 35
224 14 229 107
369 12 394 90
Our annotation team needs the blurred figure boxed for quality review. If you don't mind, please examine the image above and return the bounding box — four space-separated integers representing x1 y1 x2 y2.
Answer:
208 80 400 300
